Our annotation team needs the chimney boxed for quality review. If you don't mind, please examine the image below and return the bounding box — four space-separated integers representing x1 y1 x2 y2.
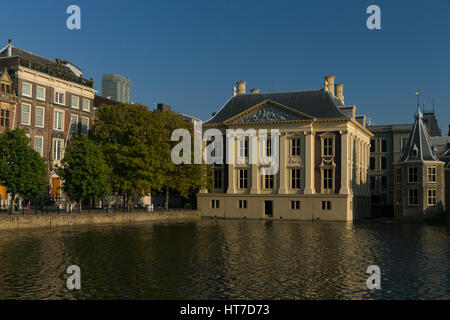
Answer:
324 75 335 96
335 83 344 104
157 103 171 112
250 88 260 93
236 81 246 94
7 39 12 57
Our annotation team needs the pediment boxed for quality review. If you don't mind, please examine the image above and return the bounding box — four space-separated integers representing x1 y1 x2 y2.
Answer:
224 99 313 124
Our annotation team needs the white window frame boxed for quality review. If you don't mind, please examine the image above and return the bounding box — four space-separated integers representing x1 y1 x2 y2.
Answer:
35 106 45 128
55 91 65 105
428 189 437 206
53 138 64 161
81 117 89 135
71 95 79 109
82 99 90 111
427 166 437 183
36 86 46 101
34 136 44 156
21 103 31 125
408 167 418 183
22 82 32 97
70 114 78 134
53 109 64 131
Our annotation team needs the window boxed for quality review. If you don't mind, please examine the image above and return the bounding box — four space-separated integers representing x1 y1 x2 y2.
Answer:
53 139 63 161
408 189 418 206
239 169 248 189
55 92 65 104
396 168 402 184
266 138 272 157
370 139 375 152
322 201 332 210
380 139 387 153
291 169 301 189
381 157 387 170
381 176 387 190
428 189 437 206
370 176 376 190
70 115 78 134
428 167 436 183
291 138 301 156
81 117 89 135
291 200 300 210
22 82 31 97
54 110 64 131
401 138 409 151
34 136 43 156
211 200 220 208
370 157 376 170
323 138 333 156
35 107 44 127
239 200 247 209
323 168 333 191
0 109 9 127
408 167 418 183
214 170 222 189
239 139 248 158
71 96 79 109
21 104 31 125
36 86 45 100
264 174 274 189
82 99 90 111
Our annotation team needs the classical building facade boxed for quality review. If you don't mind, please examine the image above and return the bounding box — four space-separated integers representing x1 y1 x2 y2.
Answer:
0 40 97 203
197 76 373 221
393 106 446 220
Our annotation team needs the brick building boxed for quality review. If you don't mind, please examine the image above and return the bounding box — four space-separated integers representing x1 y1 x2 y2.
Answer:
0 40 97 203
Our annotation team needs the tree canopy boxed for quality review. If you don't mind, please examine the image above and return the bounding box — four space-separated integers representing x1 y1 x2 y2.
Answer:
57 135 111 210
0 129 47 213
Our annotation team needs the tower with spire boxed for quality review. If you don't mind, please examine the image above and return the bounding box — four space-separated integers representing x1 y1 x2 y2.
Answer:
393 96 446 220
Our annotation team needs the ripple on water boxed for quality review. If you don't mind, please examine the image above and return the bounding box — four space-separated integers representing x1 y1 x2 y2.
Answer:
0 219 449 299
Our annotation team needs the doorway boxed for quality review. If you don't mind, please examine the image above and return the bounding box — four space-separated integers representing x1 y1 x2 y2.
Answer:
264 200 273 218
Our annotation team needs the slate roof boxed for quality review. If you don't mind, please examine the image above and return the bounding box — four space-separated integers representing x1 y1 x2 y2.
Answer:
0 44 94 88
206 89 346 124
400 106 440 162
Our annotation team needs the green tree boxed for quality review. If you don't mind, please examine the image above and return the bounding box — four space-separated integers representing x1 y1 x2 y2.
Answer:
57 135 111 212
92 104 166 210
0 129 47 214
152 110 210 209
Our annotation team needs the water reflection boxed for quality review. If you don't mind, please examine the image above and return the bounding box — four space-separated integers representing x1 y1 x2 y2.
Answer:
0 219 448 299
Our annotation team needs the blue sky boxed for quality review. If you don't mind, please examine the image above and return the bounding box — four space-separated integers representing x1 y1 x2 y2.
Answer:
1 0 449 129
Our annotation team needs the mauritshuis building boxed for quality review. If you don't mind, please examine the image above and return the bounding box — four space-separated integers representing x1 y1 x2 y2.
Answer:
197 76 374 221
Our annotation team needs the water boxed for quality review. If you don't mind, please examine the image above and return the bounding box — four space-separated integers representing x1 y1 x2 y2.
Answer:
0 219 449 300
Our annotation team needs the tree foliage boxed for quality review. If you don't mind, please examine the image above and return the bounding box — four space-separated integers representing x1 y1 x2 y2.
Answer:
92 104 166 207
57 135 111 210
0 129 47 213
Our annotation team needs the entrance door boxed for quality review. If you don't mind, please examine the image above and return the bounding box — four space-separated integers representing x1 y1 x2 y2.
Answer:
51 178 61 200
264 200 273 218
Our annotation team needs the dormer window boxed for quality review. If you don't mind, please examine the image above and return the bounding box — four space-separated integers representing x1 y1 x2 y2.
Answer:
412 144 418 156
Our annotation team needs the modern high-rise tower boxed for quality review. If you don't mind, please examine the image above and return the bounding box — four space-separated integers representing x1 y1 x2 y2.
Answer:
101 74 131 103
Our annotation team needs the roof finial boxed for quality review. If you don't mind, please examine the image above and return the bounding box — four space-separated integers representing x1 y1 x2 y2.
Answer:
415 92 422 120
432 99 435 113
